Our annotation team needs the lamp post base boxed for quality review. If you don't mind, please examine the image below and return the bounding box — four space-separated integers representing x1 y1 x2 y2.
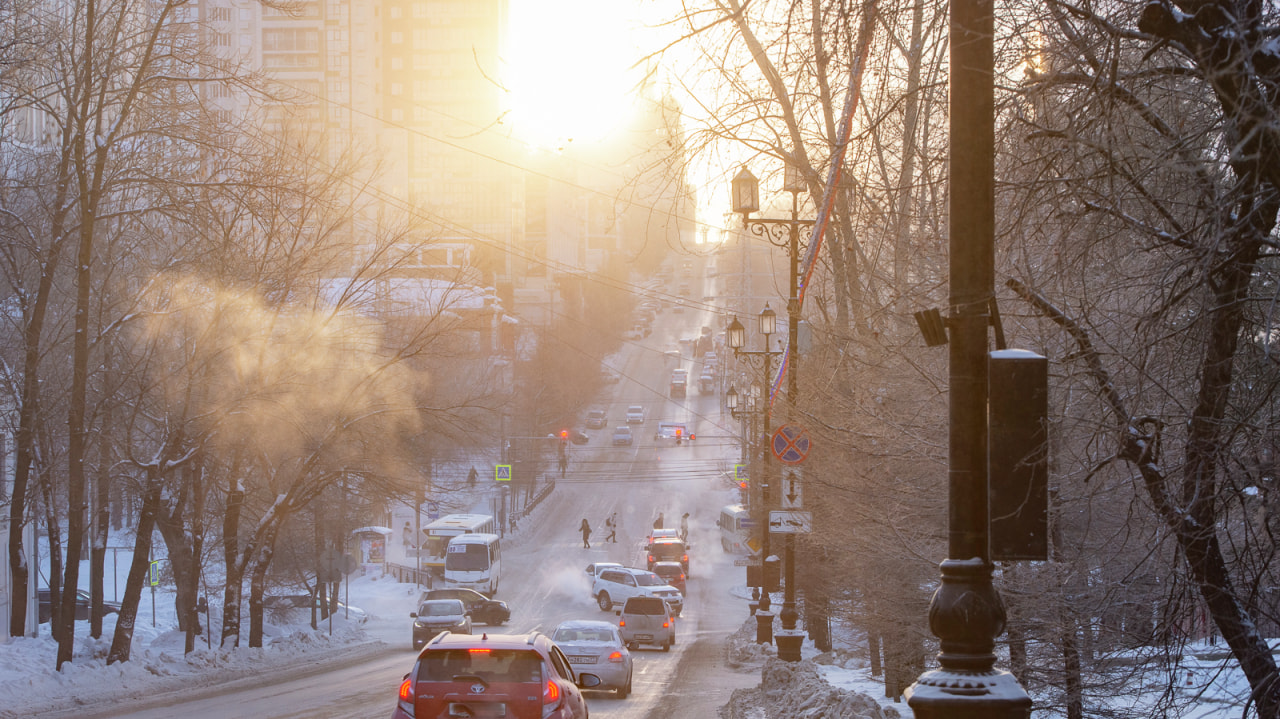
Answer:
775 629 803 662
755 611 774 644
906 668 1032 719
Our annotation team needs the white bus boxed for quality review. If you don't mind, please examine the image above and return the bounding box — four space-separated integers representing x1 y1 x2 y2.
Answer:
444 533 502 596
717 504 754 554
422 514 495 574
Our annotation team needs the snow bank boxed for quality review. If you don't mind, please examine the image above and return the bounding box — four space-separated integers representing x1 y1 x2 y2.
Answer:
720 658 903 719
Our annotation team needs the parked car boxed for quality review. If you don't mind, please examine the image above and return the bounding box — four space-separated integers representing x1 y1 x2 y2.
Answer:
585 409 607 429
410 599 472 649
584 562 623 579
551 620 633 698
612 426 633 446
37 589 120 624
421 587 510 626
393 632 601 719
651 561 687 595
591 567 683 615
615 596 677 652
264 594 368 624
647 538 691 577
625 405 645 423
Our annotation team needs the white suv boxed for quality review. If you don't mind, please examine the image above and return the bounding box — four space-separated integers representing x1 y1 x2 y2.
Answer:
592 567 683 614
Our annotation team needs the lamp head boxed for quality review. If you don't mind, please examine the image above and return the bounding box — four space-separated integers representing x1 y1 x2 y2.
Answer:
727 316 746 350
731 167 759 216
759 303 777 336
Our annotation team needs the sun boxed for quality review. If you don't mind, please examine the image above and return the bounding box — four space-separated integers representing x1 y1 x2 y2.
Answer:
505 0 642 148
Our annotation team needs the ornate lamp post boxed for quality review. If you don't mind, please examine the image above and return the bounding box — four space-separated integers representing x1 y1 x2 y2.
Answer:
727 306 781 643
733 165 815 661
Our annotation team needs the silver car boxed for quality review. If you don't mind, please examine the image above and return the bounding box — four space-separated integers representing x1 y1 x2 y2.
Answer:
615 596 676 652
552 620 634 698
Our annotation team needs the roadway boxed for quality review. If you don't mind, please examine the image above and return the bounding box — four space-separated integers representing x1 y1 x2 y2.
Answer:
51 263 760 719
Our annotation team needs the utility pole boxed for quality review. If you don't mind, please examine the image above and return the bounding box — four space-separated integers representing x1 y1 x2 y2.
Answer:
905 0 1032 711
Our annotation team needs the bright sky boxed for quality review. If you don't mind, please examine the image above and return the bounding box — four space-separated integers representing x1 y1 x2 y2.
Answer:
505 0 650 148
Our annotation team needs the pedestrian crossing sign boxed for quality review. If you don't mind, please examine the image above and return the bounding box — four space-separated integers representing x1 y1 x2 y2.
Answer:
735 464 747 481
495 464 512 482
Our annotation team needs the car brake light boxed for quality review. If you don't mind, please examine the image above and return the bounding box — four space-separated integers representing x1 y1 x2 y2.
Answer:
608 651 624 663
618 619 625 627
544 678 561 704
682 554 688 562
469 648 491 654
397 676 416 718
663 620 670 628
648 555 655 563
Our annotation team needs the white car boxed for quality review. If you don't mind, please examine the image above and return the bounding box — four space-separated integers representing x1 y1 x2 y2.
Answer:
592 567 683 614
626 405 645 423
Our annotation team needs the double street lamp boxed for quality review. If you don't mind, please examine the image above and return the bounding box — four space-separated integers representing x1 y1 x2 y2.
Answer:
731 165 815 661
725 305 780 643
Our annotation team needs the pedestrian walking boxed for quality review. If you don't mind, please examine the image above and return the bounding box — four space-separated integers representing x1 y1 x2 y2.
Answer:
653 512 664 530
580 518 592 548
680 512 690 542
402 521 414 551
605 512 617 543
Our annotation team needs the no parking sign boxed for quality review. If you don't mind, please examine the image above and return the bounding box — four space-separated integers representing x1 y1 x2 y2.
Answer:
770 424 811 464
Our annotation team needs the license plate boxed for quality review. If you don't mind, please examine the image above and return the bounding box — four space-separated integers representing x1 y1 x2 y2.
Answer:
635 634 652 640
567 656 595 664
448 703 506 718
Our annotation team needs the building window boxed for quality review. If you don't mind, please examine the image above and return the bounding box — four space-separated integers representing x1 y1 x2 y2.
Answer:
390 31 402 44
209 7 231 22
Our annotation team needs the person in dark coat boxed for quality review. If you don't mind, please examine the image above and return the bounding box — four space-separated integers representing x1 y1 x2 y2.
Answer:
580 518 592 548
653 512 664 530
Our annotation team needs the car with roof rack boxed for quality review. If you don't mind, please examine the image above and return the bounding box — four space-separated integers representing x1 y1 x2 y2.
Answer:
393 631 601 719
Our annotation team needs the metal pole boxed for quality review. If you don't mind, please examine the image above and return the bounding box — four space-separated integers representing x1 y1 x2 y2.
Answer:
777 191 803 660
906 0 1031 708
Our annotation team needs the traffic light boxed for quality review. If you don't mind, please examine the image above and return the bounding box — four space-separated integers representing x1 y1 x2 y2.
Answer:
559 429 568 440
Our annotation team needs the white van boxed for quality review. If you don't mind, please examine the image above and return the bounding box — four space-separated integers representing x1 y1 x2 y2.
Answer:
717 505 754 554
444 533 502 596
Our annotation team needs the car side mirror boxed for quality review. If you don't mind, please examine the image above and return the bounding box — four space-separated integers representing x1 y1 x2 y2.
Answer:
577 673 602 689
409 612 417 618
615 610 622 616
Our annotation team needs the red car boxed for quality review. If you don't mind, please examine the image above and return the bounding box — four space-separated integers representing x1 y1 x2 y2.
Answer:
651 561 687 595
392 632 602 719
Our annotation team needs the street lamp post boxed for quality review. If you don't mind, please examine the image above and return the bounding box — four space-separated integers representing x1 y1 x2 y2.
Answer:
727 307 781 644
733 165 815 662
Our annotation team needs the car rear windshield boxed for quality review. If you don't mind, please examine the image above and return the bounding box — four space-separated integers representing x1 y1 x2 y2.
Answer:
417 649 543 684
625 598 668 615
634 573 665 586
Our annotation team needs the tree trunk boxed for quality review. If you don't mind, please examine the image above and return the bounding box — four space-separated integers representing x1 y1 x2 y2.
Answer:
221 479 244 648
248 522 281 648
90 407 112 639
107 481 161 665
42 480 64 646
868 628 882 676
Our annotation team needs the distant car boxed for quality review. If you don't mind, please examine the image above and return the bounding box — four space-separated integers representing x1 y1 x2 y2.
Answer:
647 528 679 545
264 594 367 623
552 620 634 698
612 426 633 446
393 632 600 719
648 538 691 577
585 562 624 579
570 430 589 445
585 410 607 429
616 596 676 652
411 599 472 649
37 589 120 624
626 405 645 423
421 587 510 625
651 561 687 596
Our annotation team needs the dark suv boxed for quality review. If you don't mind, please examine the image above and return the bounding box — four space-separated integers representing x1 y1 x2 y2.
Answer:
37 589 120 624
647 538 691 577
392 632 601 719
421 587 510 625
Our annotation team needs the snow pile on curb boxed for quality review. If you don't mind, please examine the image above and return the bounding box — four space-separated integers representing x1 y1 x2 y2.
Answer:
726 613 777 668
720 657 903 719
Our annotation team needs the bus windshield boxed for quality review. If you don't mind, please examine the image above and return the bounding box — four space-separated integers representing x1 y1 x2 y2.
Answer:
445 544 490 571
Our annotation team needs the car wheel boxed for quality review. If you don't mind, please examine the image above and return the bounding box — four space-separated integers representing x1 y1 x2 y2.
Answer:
662 640 671 652
597 592 612 611
617 676 630 699
627 641 638 651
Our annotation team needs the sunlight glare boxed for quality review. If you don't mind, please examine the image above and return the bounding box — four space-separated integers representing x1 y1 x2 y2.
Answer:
506 0 641 147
